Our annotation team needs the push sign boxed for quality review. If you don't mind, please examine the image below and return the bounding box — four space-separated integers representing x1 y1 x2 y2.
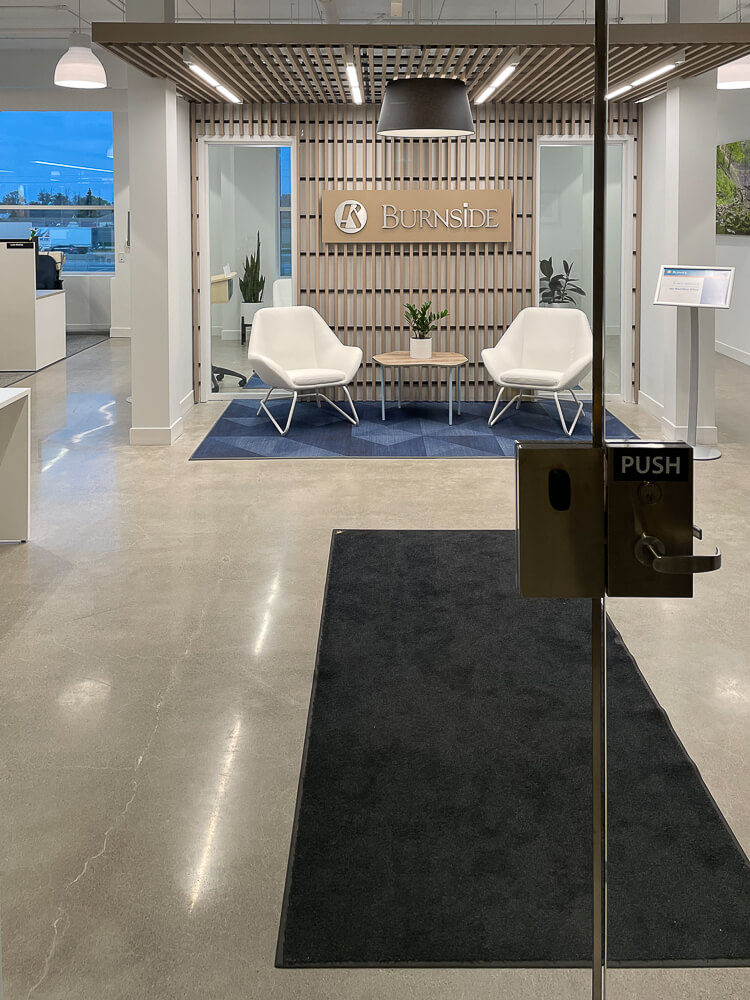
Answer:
612 446 690 482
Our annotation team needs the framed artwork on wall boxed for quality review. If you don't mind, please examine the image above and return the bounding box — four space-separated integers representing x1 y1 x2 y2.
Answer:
717 141 750 236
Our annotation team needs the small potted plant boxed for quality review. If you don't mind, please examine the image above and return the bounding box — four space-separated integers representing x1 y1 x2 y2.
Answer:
539 257 586 307
404 301 449 360
240 231 266 339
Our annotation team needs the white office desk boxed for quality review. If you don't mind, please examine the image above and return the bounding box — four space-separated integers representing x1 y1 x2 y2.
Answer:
0 241 66 371
0 387 30 542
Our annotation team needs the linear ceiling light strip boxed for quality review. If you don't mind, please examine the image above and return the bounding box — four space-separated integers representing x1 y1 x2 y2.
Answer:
474 49 521 104
345 45 363 104
605 49 685 100
183 48 241 102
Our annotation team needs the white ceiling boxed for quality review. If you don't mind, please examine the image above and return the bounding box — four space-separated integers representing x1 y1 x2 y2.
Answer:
0 0 747 41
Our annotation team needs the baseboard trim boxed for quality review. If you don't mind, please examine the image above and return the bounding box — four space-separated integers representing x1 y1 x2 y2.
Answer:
661 417 718 447
179 389 195 416
130 417 184 446
110 326 131 339
220 328 242 341
716 341 750 366
635 390 664 421
66 323 106 333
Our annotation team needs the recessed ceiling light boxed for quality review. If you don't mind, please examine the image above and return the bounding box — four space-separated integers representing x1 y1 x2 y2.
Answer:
635 89 666 104
189 63 220 88
475 52 520 104
216 84 242 103
631 63 677 88
346 62 363 105
605 84 633 101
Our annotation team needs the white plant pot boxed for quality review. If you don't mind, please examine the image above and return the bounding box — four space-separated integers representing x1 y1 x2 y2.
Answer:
410 336 433 360
241 301 265 325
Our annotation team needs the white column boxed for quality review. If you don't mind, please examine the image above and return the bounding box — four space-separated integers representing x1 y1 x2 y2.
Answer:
640 0 719 445
126 0 192 445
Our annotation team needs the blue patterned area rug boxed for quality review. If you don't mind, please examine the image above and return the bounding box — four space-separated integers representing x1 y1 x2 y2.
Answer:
191 397 636 460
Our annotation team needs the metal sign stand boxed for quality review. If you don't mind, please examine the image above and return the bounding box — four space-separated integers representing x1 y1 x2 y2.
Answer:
687 307 721 461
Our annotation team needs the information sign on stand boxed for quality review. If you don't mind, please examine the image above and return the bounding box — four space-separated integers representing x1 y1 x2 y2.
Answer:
654 265 735 461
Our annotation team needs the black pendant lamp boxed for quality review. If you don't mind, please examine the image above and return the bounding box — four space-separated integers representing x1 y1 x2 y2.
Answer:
376 78 475 138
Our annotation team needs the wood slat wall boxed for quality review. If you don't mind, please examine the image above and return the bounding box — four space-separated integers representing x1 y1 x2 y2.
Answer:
191 101 639 402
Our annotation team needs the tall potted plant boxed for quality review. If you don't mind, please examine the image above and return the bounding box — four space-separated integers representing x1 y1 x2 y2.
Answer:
404 301 449 360
539 257 586 307
240 231 266 334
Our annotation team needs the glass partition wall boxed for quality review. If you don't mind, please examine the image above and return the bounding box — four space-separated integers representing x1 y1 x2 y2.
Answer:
601 7 748 1000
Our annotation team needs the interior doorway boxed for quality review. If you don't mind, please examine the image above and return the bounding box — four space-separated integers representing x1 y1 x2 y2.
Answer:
198 136 297 402
536 135 635 402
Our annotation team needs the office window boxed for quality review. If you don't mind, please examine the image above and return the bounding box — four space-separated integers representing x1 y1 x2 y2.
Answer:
0 111 114 274
278 146 292 278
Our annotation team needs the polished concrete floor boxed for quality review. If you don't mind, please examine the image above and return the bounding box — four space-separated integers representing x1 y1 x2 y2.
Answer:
1 341 748 999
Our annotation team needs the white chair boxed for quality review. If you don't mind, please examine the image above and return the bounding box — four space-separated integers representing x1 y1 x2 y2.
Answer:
248 306 362 436
481 307 593 436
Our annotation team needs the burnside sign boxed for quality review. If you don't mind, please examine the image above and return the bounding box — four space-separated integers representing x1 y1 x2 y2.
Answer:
321 188 513 244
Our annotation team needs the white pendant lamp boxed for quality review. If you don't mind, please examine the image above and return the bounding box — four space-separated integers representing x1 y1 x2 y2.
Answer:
55 32 107 89
55 1 107 90
718 56 750 91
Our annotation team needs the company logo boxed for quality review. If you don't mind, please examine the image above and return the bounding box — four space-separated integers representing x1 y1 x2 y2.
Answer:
334 199 368 234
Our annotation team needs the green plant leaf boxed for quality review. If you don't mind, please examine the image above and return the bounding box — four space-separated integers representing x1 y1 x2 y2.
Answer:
539 258 554 279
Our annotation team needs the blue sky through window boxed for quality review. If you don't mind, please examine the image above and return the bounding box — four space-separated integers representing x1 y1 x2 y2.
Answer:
0 111 113 204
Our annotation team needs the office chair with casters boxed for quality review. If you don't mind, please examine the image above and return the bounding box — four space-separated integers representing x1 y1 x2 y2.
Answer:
248 306 362 436
211 366 247 392
482 307 593 436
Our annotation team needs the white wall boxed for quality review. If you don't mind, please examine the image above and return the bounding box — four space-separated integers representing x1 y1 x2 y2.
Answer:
639 73 719 445
639 94 669 416
208 144 278 340
171 98 194 416
716 89 750 366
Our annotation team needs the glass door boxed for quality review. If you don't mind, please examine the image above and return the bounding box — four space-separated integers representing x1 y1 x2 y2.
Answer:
537 139 627 398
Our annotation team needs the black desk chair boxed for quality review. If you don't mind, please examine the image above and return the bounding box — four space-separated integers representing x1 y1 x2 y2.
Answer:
36 253 62 290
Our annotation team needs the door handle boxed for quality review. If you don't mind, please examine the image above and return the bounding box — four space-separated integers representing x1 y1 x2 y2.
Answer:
634 534 722 576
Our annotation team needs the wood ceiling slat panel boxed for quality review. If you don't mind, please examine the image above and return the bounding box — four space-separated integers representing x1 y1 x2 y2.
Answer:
231 45 278 103
452 45 476 81
238 45 291 103
192 43 265 104
506 45 573 103
405 46 419 78
266 45 306 102
368 46 377 103
102 36 750 107
324 45 347 103
123 43 210 102
415 45 433 78
300 45 334 103
467 47 509 101
460 45 491 87
281 45 318 102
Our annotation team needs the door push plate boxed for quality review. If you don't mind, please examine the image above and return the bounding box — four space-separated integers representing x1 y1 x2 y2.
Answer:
516 443 605 598
606 442 700 598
